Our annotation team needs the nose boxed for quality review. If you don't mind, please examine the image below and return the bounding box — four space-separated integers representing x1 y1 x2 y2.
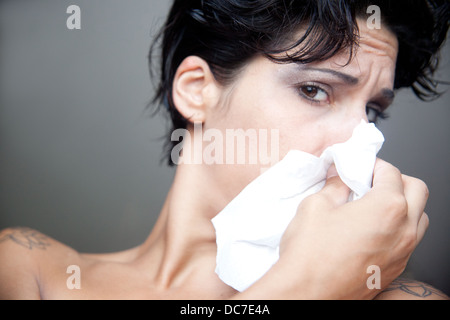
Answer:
302 102 371 157
328 106 369 144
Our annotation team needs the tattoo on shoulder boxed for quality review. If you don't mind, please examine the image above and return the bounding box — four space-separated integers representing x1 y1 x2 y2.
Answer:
0 227 51 250
383 278 449 299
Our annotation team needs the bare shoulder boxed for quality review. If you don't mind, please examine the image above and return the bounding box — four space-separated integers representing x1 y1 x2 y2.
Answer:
375 278 449 300
0 227 147 300
0 227 82 299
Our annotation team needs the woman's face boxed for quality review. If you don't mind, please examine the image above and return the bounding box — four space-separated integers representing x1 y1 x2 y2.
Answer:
201 20 399 204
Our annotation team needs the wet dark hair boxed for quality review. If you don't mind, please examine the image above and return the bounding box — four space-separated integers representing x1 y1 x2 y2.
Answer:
149 0 449 165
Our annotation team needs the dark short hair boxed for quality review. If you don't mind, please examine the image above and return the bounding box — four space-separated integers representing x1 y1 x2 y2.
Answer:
149 0 449 166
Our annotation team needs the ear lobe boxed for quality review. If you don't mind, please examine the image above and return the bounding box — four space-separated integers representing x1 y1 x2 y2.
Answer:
172 56 219 123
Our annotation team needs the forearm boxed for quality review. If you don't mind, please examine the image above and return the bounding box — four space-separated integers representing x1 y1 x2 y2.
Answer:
231 261 311 300
231 256 376 300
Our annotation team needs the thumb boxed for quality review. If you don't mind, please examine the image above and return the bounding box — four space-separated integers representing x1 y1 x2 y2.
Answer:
319 165 351 208
297 166 351 214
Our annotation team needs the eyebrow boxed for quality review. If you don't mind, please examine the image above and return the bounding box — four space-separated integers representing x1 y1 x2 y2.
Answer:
297 65 396 106
297 66 359 85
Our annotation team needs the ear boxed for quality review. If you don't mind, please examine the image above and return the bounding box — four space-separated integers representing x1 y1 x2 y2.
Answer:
172 56 220 123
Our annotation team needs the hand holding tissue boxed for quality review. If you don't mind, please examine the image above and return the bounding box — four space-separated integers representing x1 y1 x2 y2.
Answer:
211 120 385 292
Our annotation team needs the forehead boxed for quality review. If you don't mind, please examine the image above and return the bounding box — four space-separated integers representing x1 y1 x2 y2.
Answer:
233 19 400 93
356 18 399 61
300 19 399 84
279 18 399 68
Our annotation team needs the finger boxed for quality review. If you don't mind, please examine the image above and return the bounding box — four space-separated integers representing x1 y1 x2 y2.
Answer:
416 212 429 245
297 171 350 214
319 174 351 208
371 159 404 195
361 159 405 210
402 175 429 226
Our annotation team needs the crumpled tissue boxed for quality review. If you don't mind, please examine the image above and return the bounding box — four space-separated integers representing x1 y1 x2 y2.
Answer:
211 120 385 292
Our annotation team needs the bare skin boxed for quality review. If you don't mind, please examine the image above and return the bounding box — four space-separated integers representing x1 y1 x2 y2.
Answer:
0 21 448 300
0 191 447 300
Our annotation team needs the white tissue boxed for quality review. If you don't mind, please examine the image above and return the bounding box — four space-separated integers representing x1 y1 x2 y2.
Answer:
211 120 385 292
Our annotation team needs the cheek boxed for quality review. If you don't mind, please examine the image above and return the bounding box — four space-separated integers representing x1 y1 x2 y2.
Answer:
205 66 355 170
278 116 365 157
210 84 333 160
278 124 332 158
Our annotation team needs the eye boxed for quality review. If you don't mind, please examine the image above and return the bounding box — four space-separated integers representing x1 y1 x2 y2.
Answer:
299 85 330 103
366 104 389 124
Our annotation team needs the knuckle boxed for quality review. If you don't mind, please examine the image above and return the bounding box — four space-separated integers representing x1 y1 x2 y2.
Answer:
387 193 408 216
417 212 430 233
391 165 402 176
403 230 417 251
396 224 419 253
298 194 323 212
377 194 408 230
422 212 430 229
405 176 430 199
416 178 430 199
397 259 409 276
385 163 402 178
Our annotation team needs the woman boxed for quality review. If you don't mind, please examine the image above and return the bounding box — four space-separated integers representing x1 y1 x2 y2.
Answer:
0 0 449 299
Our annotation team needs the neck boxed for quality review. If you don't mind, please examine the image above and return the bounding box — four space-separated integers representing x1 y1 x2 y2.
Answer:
137 161 225 289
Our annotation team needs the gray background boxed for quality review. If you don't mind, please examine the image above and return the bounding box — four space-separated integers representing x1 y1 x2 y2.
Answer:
1 0 449 295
